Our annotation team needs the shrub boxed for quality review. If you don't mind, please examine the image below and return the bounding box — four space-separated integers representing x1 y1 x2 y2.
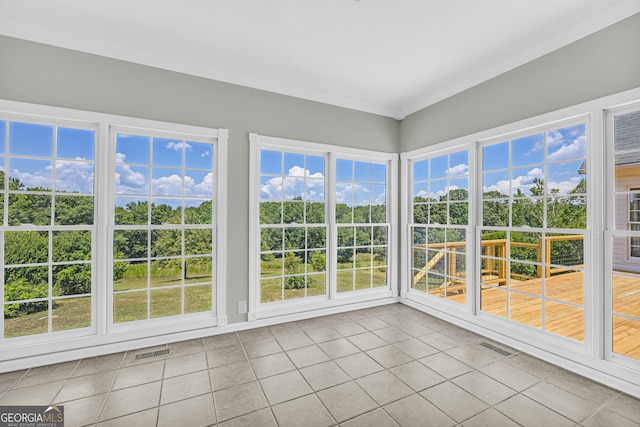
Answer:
4 279 48 318
54 264 91 296
310 252 326 272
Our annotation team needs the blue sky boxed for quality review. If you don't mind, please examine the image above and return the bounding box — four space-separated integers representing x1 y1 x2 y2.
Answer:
115 133 214 199
0 123 215 199
482 124 587 196
413 124 586 199
413 151 469 199
259 151 386 205
3 121 95 193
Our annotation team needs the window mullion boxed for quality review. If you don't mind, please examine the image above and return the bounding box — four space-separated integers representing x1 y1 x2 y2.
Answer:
327 152 337 301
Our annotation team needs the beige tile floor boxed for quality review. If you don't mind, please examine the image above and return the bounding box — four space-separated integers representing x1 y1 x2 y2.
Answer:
1 303 639 426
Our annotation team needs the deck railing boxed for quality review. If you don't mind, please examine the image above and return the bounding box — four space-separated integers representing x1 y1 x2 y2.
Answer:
413 234 584 289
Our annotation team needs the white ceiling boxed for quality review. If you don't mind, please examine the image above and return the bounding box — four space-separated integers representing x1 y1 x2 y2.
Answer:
1 0 639 119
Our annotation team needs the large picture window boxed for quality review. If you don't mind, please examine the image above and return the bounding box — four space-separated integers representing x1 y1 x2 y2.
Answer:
250 134 395 318
1 118 96 339
480 121 587 342
0 101 226 355
111 127 219 324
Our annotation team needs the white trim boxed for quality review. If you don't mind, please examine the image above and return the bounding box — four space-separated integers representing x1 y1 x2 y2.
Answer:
248 133 260 321
216 129 229 326
0 296 398 374
400 298 640 399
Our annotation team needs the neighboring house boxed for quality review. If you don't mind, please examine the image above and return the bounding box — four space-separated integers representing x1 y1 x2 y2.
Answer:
612 110 640 273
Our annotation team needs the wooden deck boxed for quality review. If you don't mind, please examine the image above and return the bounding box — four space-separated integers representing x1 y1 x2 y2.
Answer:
430 271 640 360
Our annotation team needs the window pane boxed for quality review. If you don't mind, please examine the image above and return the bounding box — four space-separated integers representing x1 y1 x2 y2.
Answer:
10 122 53 157
260 150 282 175
483 142 509 171
10 158 53 191
114 291 147 323
185 199 212 224
430 156 448 179
52 296 91 331
56 195 94 225
52 231 91 262
512 134 544 167
185 285 212 313
57 127 95 160
185 257 212 284
185 142 213 170
116 134 149 164
547 124 586 162
153 138 183 167
53 264 92 296
115 165 148 195
5 232 48 264
151 168 182 196
151 198 181 224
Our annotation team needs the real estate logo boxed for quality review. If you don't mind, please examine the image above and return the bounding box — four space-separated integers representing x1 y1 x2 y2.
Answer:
0 405 64 427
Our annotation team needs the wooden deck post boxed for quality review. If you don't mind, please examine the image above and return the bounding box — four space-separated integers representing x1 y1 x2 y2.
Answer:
537 239 543 278
545 237 552 278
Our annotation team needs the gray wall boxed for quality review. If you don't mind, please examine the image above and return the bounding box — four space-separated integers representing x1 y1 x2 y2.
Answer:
401 12 640 152
0 36 399 324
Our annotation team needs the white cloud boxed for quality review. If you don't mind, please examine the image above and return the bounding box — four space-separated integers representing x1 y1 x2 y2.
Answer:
202 150 210 158
547 130 565 147
548 177 583 195
55 159 94 193
447 163 468 176
165 141 192 152
547 135 586 162
524 140 544 156
11 158 95 193
149 172 214 197
483 167 543 195
115 164 147 194
260 166 325 201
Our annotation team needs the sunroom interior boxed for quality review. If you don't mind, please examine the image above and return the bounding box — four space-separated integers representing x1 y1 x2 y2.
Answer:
1 1 640 425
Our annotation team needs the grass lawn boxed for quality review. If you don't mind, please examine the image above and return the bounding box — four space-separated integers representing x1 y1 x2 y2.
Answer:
260 253 387 302
4 266 214 338
4 297 91 338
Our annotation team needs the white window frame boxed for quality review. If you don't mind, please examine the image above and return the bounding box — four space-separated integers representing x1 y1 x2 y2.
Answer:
402 88 640 398
0 99 228 365
402 142 475 315
107 124 227 332
475 116 590 348
249 133 397 320
0 111 99 345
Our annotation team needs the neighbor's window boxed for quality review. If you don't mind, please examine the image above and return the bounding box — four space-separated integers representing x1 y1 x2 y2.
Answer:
480 121 587 341
1 119 96 339
630 188 640 258
112 128 216 323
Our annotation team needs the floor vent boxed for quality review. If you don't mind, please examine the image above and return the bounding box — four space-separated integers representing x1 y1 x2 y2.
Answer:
479 341 512 357
134 349 171 360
